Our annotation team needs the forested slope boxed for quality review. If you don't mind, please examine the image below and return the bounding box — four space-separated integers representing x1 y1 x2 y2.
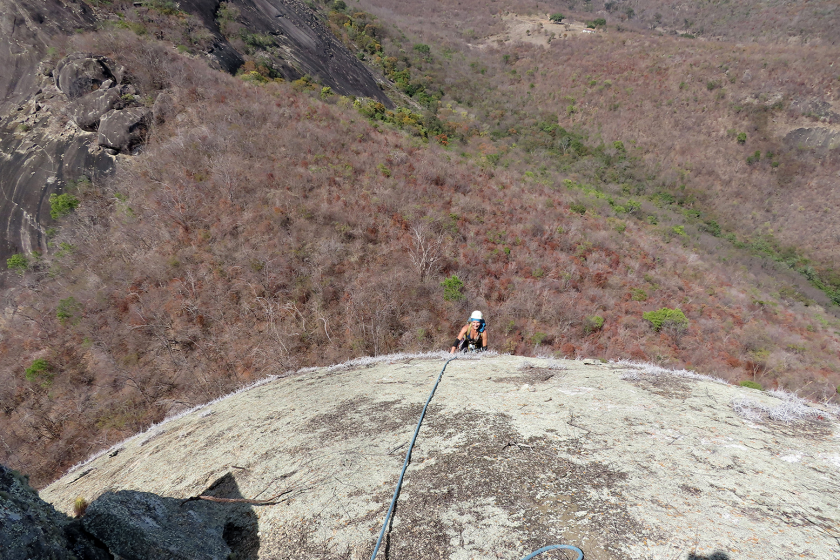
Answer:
2 26 839 486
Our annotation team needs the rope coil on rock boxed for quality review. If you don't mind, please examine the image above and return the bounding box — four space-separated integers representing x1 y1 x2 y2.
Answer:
370 356 584 560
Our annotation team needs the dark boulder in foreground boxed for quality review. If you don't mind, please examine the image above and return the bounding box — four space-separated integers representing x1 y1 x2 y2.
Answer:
0 463 110 560
83 481 258 560
0 464 258 560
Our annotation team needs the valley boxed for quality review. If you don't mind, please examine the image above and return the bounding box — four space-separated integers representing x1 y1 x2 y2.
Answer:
0 0 839 489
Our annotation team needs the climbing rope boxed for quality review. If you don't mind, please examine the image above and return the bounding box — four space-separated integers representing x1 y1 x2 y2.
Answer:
369 356 584 560
521 545 584 560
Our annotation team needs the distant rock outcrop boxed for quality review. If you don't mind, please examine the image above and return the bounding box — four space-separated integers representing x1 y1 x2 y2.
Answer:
54 54 122 100
53 53 152 154
0 0 97 115
176 0 391 103
784 127 840 152
0 50 151 267
0 0 391 271
0 0 105 268
97 107 152 154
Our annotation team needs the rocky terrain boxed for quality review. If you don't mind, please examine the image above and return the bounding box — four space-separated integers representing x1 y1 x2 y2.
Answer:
39 354 840 559
0 461 258 560
0 0 389 267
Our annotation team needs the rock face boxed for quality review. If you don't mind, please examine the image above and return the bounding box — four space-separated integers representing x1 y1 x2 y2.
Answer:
0 117 112 265
70 88 122 131
0 0 391 271
0 1 104 269
54 54 120 100
0 0 97 115
0 49 153 269
82 478 258 560
791 97 840 124
1 463 258 560
784 127 840 152
0 463 110 560
97 107 152 153
176 0 391 104
53 53 152 154
41 354 840 560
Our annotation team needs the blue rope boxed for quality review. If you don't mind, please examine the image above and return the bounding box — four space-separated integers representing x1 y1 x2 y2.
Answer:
521 545 584 560
369 356 584 560
370 356 457 560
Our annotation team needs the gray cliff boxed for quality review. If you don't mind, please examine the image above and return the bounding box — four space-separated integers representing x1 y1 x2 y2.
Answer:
0 0 389 271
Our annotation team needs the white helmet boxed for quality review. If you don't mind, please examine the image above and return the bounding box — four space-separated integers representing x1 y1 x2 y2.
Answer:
469 310 484 322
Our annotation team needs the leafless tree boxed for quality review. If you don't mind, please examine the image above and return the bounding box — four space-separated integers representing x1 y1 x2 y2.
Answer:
407 223 444 283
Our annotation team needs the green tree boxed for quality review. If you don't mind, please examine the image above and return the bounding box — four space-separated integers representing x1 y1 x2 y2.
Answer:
49 193 80 220
643 308 688 333
549 13 565 23
56 297 82 324
25 358 54 386
584 315 604 334
6 253 28 275
441 275 465 301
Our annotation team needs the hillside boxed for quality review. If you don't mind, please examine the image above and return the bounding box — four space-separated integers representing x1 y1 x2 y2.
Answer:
41 354 840 559
2 24 840 487
351 0 840 299
0 0 389 267
2 0 840 490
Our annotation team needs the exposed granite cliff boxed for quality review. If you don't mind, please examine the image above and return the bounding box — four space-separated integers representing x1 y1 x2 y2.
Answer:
0 0 105 264
177 0 392 102
0 0 97 115
0 0 390 270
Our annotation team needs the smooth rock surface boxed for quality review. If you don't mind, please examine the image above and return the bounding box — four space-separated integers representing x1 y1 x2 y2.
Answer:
55 54 117 100
0 117 113 264
0 1 96 114
70 88 121 131
176 0 392 105
42 354 840 560
97 107 151 153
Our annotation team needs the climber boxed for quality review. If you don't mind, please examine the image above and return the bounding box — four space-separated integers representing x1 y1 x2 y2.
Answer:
450 311 487 353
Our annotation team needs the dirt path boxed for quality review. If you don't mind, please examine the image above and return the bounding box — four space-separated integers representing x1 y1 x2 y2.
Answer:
482 14 599 48
43 354 840 559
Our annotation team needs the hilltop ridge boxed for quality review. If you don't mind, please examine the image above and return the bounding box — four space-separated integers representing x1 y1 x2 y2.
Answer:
2 0 840 494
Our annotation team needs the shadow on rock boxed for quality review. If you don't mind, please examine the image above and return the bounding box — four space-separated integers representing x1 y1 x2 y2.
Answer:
1 463 111 560
688 552 731 560
2 462 259 560
82 472 260 560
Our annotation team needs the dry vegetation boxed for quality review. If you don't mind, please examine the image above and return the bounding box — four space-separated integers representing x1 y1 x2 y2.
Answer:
356 0 840 270
2 1 840 486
